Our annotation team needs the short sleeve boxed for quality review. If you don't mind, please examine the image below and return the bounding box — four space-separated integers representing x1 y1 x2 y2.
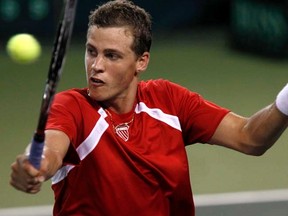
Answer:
165 81 230 144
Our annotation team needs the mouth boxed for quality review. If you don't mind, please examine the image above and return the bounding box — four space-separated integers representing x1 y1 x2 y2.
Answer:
90 77 104 85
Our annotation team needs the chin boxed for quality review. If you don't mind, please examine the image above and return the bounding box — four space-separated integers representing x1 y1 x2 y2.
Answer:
89 94 102 101
89 93 108 102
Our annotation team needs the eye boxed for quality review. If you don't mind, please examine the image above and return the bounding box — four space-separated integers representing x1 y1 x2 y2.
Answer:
86 46 97 57
105 52 121 60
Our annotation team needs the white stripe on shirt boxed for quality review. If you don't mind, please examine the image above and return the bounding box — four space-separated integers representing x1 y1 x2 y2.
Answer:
77 108 108 160
135 102 181 131
51 108 108 185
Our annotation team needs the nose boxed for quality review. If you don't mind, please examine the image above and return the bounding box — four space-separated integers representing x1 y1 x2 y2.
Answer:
91 55 105 72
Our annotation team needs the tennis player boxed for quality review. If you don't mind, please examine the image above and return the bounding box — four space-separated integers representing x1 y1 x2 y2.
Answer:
10 1 288 215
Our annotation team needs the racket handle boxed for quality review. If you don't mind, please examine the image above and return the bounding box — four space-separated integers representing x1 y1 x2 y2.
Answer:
29 133 45 170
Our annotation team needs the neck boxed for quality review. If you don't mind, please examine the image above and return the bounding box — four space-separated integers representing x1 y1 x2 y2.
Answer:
102 80 138 114
104 97 136 114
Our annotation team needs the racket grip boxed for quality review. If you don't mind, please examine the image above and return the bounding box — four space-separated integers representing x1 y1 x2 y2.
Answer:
29 133 45 170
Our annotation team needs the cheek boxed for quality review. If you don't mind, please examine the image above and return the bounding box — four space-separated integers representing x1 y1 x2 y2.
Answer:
84 55 87 70
111 72 125 86
110 63 133 82
107 71 128 91
84 60 88 82
117 67 136 86
84 53 92 80
84 52 89 72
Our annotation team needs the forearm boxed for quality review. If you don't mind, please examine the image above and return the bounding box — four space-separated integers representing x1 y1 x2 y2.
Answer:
243 103 288 154
211 84 288 155
41 146 64 180
24 130 69 180
41 130 70 180
23 143 64 181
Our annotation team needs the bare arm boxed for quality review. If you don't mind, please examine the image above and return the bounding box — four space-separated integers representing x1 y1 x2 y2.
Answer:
210 103 288 156
10 130 70 193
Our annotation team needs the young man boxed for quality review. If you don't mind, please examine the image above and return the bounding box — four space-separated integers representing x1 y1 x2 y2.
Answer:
10 0 288 215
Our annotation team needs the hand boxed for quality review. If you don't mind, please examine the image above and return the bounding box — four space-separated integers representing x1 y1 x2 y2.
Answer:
10 154 46 194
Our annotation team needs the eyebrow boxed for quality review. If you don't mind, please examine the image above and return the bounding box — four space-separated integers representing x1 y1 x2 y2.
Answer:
104 48 123 55
85 42 94 48
85 42 127 56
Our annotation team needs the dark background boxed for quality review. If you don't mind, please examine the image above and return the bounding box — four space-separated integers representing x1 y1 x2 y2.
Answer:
0 0 230 37
1 0 288 57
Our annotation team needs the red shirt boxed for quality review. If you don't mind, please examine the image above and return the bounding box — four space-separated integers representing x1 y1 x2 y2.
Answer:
47 79 229 216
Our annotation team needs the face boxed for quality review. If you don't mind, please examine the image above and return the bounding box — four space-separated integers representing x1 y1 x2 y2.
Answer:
85 26 149 107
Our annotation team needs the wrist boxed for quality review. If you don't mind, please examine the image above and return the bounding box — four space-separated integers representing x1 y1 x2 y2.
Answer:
24 143 45 159
275 83 288 116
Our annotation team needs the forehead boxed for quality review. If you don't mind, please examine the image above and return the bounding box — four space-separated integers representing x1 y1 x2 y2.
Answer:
87 26 134 48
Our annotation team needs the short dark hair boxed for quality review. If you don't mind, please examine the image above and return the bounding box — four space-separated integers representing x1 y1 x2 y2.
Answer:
88 0 152 56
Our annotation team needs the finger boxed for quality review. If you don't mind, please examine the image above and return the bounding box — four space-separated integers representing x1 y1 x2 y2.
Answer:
10 170 30 190
22 159 39 176
10 177 27 192
10 156 40 191
27 175 45 185
10 154 46 194
26 182 42 194
10 161 18 172
13 160 37 183
10 173 43 193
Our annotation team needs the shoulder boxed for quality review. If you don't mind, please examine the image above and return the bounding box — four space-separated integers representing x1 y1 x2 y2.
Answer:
54 88 90 104
137 79 202 115
51 88 99 116
139 79 185 91
139 79 176 88
56 88 88 98
138 79 199 99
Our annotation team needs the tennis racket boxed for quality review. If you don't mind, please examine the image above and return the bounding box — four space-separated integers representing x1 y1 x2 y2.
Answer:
29 0 77 169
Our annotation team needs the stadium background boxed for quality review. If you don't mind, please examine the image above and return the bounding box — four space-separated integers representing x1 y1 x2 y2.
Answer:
0 0 288 210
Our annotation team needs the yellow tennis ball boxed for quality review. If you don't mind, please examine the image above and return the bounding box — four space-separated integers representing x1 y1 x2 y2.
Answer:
6 33 41 64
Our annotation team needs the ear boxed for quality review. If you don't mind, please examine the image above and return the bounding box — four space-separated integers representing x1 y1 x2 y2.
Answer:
135 52 150 75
